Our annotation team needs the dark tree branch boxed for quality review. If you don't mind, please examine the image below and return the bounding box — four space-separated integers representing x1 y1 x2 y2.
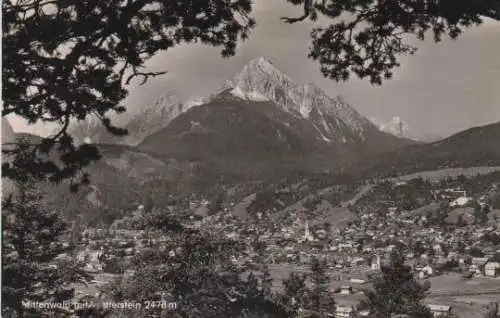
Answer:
281 0 313 23
283 0 499 85
483 1 500 20
3 0 255 186
125 66 167 85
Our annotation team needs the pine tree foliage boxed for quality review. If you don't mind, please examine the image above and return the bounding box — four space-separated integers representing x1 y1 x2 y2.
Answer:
485 302 500 318
283 0 500 84
307 257 336 318
2 0 255 187
280 272 309 315
360 248 432 318
3 0 499 184
107 229 288 318
1 177 90 317
279 258 336 318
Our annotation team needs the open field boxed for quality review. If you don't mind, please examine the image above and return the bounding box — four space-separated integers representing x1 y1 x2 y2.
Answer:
427 273 500 295
268 265 500 295
425 274 500 317
267 264 500 317
426 296 489 318
340 185 373 207
390 166 500 182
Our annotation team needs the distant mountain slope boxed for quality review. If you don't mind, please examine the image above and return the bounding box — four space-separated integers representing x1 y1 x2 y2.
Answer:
137 91 323 180
68 94 206 146
370 116 412 139
137 57 414 180
122 95 206 146
2 118 15 145
349 121 500 178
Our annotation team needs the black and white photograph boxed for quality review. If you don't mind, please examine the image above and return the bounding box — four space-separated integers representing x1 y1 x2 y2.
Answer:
2 0 500 317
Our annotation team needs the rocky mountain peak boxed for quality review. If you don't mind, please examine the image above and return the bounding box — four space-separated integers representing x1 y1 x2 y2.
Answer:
247 56 278 70
222 57 376 140
67 92 208 146
121 93 207 145
239 57 281 78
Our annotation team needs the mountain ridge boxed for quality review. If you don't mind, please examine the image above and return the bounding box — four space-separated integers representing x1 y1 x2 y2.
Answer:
67 93 207 146
68 56 412 152
348 121 500 178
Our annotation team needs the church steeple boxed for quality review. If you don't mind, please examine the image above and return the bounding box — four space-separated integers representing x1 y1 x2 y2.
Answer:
303 221 314 241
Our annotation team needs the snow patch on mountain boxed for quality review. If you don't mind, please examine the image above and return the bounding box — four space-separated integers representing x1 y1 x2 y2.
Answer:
320 132 334 143
230 87 269 102
123 93 203 145
370 116 410 137
230 86 245 99
69 93 208 145
184 96 207 108
67 114 105 145
247 91 269 102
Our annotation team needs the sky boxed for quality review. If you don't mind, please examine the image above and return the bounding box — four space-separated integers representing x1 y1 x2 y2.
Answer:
6 0 500 140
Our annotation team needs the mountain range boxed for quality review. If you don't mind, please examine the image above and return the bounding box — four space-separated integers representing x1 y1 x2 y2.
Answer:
68 94 208 146
134 57 414 177
3 57 500 212
70 57 412 151
61 57 415 182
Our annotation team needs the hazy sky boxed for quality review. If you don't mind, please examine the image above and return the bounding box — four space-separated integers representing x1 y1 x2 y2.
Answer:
6 0 500 139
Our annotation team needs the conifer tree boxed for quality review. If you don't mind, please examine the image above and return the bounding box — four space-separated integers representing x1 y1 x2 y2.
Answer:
361 248 432 318
280 272 309 316
485 302 500 318
279 258 336 318
308 257 336 318
2 177 89 317
107 224 287 318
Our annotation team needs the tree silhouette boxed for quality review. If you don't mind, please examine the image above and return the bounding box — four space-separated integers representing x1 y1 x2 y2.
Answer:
283 0 499 85
2 0 255 187
277 258 336 318
279 272 309 316
3 0 499 183
485 302 500 318
307 257 336 318
361 248 432 318
107 219 288 318
2 177 90 317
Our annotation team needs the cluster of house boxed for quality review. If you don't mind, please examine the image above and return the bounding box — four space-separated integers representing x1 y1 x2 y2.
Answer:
178 191 500 278
331 279 454 318
433 186 492 208
336 304 454 317
334 304 453 318
76 228 175 273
